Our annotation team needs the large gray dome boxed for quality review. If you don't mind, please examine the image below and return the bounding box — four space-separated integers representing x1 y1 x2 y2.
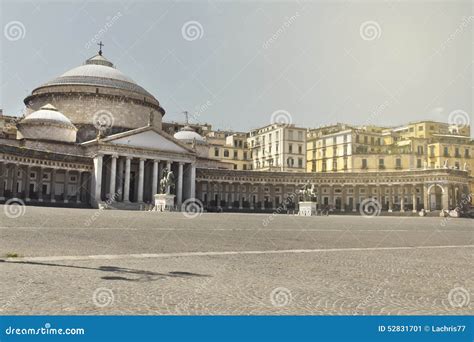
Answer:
23 50 166 142
35 54 155 98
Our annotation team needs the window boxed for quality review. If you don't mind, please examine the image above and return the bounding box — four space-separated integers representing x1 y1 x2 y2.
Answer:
465 149 470 158
429 146 435 157
418 126 424 131
233 151 238 159
355 135 360 143
298 131 303 141
362 159 367 169
409 127 414 132
417 146 424 155
343 157 348 170
311 161 316 172
455 147 460 158
371 137 374 145
233 165 237 170
364 136 368 144
224 150 229 157
288 130 294 140
378 158 385 169
396 158 402 169
287 158 294 167
288 144 293 153
417 159 422 168
443 146 449 157
322 160 327 172
243 152 248 160
333 137 337 144
298 145 302 154
343 145 348 155
243 164 247 170
214 148 219 157
298 158 303 168
322 148 326 157
343 134 347 142
332 159 337 171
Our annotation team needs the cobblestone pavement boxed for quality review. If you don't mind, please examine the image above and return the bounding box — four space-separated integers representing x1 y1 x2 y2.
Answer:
0 206 472 315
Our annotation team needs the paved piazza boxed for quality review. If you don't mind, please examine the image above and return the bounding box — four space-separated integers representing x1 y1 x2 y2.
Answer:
0 205 472 315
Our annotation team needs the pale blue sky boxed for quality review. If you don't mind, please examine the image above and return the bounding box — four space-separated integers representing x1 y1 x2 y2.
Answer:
1 0 472 134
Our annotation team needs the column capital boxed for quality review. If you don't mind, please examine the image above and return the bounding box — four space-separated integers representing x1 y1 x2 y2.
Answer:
178 161 185 166
126 156 133 161
93 153 103 159
139 158 146 162
111 153 119 159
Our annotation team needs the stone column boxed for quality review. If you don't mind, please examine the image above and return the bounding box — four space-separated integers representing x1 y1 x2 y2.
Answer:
272 184 278 210
228 184 233 209
399 185 405 212
50 168 56 202
92 155 103 206
422 184 429 211
64 170 69 203
177 162 184 206
250 184 254 210
123 157 131 202
238 183 243 209
137 158 145 203
412 185 417 213
442 185 449 210
0 162 5 200
260 184 265 210
317 185 322 211
209 181 214 207
190 163 196 200
329 184 334 210
24 165 31 202
11 164 18 197
166 161 172 194
37 167 44 202
388 186 393 212
152 160 159 196
352 185 358 212
109 154 118 200
341 186 346 212
117 157 124 201
76 171 82 204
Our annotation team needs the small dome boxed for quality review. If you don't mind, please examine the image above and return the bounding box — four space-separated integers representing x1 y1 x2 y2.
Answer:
23 104 73 124
18 104 77 143
174 126 206 144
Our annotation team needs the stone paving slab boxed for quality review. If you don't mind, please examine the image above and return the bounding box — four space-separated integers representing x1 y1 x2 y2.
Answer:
0 206 472 315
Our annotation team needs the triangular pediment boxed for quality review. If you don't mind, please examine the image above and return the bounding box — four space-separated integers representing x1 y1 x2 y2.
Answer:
105 128 192 153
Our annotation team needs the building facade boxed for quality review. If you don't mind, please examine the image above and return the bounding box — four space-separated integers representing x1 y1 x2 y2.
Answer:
0 49 472 214
248 124 307 172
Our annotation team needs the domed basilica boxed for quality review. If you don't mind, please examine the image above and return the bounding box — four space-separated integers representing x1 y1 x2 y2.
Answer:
0 47 219 209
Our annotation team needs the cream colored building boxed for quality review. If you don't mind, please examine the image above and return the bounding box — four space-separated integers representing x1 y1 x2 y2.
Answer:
206 131 252 170
248 123 306 172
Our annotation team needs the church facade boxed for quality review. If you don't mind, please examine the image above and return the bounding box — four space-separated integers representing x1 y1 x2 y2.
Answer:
0 51 471 213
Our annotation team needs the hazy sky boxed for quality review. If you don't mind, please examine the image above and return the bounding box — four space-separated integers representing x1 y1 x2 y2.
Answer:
1 0 472 135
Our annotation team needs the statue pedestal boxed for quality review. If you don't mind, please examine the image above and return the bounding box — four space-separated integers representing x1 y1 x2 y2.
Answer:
299 202 316 216
154 194 175 212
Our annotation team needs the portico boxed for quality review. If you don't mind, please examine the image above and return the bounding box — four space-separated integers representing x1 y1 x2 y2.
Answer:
83 126 197 209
